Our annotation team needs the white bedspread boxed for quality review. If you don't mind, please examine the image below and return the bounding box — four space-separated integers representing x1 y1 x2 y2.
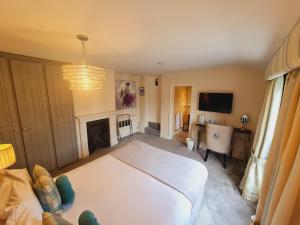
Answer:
111 141 208 205
63 155 192 225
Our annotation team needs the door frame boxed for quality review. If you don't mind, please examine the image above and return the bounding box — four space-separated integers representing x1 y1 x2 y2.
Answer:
168 83 196 139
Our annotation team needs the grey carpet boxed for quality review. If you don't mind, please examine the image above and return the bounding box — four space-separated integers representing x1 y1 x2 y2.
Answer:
54 133 256 225
115 133 256 225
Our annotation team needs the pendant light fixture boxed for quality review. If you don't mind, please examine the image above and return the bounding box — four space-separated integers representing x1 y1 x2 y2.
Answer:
62 34 106 91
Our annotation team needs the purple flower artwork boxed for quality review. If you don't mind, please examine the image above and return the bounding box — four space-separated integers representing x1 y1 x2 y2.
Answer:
115 80 137 110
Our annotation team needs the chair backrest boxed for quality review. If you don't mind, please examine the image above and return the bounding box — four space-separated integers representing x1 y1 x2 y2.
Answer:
206 124 234 154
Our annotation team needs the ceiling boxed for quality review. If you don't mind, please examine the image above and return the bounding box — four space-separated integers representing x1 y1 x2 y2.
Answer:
0 0 299 74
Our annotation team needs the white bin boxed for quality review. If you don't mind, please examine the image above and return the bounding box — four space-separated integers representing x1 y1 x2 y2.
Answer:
186 138 194 151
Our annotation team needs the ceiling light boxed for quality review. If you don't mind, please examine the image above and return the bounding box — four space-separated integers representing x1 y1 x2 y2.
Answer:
62 34 106 91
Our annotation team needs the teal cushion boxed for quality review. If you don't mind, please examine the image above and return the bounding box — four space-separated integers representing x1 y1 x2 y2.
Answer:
78 210 100 225
55 175 75 205
42 212 72 225
33 165 62 214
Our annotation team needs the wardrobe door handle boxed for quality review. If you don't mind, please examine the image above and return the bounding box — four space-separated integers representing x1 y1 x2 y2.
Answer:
23 128 27 131
12 128 20 132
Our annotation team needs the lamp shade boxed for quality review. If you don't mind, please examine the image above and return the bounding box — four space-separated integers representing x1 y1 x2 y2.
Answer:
0 144 16 169
62 64 106 91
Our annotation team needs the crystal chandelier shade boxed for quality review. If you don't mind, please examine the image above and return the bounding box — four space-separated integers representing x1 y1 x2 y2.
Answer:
62 34 106 91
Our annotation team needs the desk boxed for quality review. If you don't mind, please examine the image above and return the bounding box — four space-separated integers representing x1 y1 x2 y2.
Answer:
195 123 252 162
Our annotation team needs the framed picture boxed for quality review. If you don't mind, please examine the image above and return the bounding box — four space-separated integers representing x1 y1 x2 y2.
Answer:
139 87 145 96
115 80 137 110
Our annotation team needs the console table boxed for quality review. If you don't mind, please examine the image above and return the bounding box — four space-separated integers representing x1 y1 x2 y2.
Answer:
195 123 252 162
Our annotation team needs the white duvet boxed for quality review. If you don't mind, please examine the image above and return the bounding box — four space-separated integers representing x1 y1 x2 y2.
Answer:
63 155 192 225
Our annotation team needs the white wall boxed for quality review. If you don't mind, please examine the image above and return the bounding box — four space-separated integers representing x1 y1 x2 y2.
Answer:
160 66 267 139
115 72 141 133
72 70 142 141
138 75 161 131
72 69 116 116
148 76 161 123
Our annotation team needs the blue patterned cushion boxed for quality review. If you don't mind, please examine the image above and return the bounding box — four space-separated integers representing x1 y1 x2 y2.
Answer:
33 164 52 180
42 212 72 225
33 165 62 214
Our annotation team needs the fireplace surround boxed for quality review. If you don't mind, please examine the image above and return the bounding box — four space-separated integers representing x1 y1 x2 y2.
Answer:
75 111 137 158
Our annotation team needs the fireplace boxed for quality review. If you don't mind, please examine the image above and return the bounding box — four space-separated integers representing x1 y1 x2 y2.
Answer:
86 118 110 154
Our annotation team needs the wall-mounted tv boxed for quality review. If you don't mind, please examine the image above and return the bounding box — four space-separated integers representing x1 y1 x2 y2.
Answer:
199 93 233 113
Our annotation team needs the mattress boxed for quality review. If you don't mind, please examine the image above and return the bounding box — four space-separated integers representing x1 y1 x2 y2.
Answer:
61 141 208 225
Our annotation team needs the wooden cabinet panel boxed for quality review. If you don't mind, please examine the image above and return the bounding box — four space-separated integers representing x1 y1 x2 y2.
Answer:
45 65 78 167
10 60 56 171
0 58 27 168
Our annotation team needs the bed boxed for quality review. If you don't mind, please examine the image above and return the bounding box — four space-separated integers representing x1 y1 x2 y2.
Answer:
3 140 208 225
63 141 208 225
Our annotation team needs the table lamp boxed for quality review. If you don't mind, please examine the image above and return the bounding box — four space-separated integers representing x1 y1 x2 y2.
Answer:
0 144 22 181
0 144 16 169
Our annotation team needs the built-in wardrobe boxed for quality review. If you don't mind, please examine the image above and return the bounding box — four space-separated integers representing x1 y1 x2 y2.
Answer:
0 53 78 172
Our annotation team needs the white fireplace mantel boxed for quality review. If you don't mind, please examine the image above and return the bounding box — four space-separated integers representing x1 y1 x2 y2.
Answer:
75 111 137 158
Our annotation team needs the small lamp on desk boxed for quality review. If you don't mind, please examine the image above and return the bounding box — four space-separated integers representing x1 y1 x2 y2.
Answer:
240 114 249 130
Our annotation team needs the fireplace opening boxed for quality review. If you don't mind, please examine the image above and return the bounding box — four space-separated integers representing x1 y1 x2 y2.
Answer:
87 118 110 154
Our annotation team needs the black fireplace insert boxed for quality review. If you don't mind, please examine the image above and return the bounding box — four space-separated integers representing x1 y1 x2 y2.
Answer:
86 118 110 154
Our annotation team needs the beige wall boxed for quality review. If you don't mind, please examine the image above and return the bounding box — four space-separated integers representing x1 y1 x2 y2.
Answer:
139 75 161 131
148 76 161 123
73 69 116 116
160 66 267 139
73 71 141 118
115 72 141 127
174 86 191 114
72 70 142 135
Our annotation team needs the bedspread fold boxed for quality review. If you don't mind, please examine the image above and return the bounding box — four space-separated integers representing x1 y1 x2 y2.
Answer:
111 140 208 206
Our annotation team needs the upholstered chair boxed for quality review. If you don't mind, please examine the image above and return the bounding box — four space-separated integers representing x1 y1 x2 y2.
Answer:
205 124 234 168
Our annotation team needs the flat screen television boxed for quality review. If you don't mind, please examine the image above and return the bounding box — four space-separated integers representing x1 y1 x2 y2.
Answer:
199 93 233 113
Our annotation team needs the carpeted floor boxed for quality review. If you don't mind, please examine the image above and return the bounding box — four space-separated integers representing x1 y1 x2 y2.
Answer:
173 131 189 143
54 133 256 225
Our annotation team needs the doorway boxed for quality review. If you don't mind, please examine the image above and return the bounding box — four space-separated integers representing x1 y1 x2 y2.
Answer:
173 86 192 142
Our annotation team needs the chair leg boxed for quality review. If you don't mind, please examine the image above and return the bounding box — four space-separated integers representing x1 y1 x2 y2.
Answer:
223 154 227 169
204 149 210 162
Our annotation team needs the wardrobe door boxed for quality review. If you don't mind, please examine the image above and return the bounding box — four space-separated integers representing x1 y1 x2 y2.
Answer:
45 64 78 167
0 58 27 168
10 60 56 171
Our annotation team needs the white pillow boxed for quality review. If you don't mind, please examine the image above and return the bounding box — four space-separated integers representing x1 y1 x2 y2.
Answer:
0 169 43 224
0 176 13 223
5 204 42 225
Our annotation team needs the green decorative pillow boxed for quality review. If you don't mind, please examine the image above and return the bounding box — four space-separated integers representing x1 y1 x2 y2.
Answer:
42 212 72 225
55 175 75 205
33 165 62 214
78 210 100 225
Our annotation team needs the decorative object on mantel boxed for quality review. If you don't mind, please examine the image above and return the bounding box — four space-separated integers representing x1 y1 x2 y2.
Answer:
115 80 137 110
62 34 106 91
240 114 249 130
139 87 145 96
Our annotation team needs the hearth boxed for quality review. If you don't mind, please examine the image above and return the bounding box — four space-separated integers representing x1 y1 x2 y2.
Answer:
86 118 110 154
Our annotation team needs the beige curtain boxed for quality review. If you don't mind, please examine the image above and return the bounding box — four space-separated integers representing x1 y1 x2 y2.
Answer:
265 20 300 80
252 70 300 225
240 76 284 202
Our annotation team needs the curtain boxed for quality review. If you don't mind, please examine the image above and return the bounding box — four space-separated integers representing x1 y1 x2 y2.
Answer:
240 76 284 202
252 70 300 225
265 20 300 81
